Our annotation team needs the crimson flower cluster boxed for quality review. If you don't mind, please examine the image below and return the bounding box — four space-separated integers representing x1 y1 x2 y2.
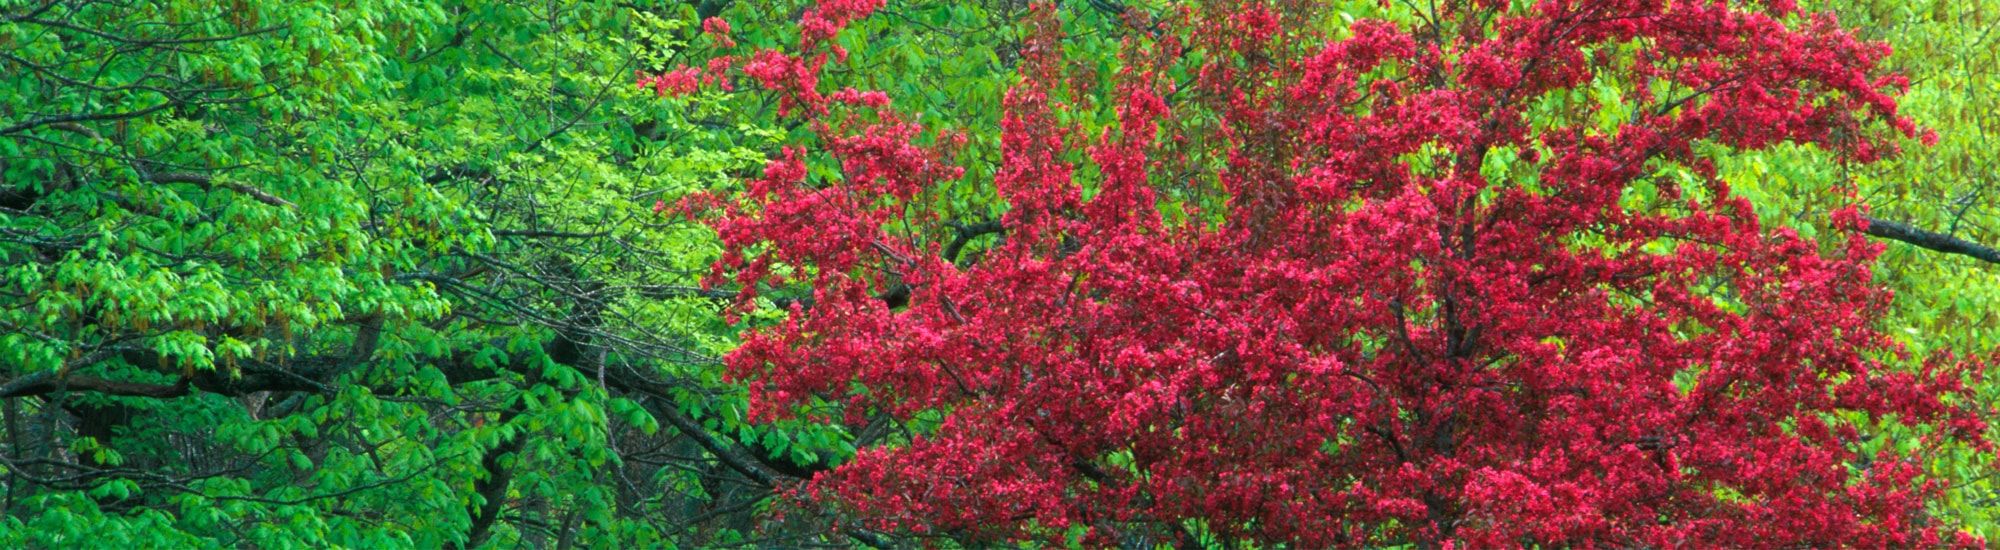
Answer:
657 1 1990 546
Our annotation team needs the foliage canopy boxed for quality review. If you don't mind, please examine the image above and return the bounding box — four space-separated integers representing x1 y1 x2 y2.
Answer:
3 0 1999 547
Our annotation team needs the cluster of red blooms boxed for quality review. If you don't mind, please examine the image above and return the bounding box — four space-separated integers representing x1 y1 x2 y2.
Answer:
636 18 738 98
656 0 1991 546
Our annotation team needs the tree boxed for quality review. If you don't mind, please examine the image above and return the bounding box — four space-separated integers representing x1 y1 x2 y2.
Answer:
683 0 1994 546
1 0 861 546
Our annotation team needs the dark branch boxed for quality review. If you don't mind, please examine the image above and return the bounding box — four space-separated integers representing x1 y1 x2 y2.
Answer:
1864 216 2000 265
492 229 613 239
148 172 295 208
0 103 177 136
943 219 1005 263
465 418 524 549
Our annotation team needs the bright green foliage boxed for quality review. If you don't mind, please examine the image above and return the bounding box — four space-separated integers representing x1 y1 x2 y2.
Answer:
0 0 784 546
2 0 459 543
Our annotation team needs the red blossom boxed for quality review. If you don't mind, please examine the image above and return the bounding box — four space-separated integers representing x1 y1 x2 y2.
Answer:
637 66 701 97
703 16 735 48
665 1 1990 547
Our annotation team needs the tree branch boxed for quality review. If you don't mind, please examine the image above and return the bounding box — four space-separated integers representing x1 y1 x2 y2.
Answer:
1864 216 2000 265
943 219 1004 263
465 415 524 549
0 103 177 136
150 172 296 208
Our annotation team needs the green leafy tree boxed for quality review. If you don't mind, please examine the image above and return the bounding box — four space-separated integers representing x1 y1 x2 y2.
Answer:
5 0 795 546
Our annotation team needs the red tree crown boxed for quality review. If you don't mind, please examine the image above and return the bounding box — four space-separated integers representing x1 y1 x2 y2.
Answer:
664 1 1990 546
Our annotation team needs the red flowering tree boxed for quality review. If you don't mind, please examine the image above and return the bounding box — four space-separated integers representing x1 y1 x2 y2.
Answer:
662 0 1992 546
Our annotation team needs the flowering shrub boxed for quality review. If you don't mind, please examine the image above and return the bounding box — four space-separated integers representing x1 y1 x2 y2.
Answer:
660 1 1991 546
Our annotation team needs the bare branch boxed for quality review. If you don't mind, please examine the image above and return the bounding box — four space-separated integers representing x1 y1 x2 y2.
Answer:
1864 216 2000 265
